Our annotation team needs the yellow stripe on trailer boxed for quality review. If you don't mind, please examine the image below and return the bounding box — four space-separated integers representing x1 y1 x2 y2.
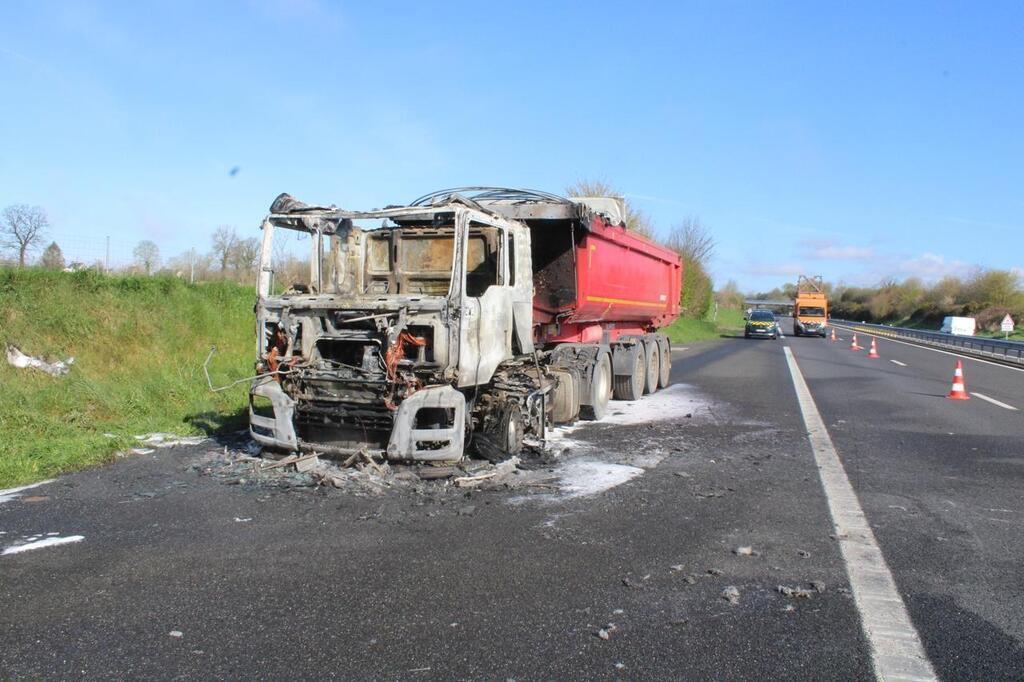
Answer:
585 295 667 308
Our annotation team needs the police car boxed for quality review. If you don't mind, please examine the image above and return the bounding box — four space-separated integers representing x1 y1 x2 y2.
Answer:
744 310 779 340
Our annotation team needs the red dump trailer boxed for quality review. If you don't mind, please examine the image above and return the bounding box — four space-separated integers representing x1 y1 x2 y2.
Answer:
532 208 681 345
463 190 683 345
458 189 683 406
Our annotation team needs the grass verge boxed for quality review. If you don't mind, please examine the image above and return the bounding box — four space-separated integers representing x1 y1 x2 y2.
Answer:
663 306 746 344
0 269 254 487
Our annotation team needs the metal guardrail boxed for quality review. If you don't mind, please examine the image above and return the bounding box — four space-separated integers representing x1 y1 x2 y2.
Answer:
830 319 1024 366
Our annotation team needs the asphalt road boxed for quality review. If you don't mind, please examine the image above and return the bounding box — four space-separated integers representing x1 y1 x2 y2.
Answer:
789 319 1024 679
1 325 1022 680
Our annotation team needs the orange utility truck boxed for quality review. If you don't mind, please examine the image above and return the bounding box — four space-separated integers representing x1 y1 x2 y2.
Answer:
793 275 828 337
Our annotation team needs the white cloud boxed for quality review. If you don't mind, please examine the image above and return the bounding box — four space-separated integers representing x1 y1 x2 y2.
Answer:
895 252 973 281
800 239 874 261
740 262 804 277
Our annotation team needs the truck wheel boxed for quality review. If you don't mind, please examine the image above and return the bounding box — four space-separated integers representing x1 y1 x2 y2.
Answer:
473 403 524 463
644 341 660 394
613 347 644 401
580 353 611 420
658 338 671 389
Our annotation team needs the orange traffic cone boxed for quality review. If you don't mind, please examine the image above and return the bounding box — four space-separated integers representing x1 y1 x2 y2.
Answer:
830 328 837 342
946 360 970 400
867 338 880 358
850 333 862 351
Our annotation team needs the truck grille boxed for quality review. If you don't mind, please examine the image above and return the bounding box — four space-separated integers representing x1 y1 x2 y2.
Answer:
295 400 393 450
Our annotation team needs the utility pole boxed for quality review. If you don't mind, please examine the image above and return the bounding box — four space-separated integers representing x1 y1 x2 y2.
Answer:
105 236 110 273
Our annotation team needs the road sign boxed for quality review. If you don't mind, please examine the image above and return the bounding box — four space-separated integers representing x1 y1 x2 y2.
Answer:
1002 314 1015 339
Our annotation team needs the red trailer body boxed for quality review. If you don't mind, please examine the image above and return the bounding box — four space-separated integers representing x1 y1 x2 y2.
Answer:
530 213 682 346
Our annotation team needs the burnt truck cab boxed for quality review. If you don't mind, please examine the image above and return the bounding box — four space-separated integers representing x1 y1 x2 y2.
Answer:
250 188 680 466
249 193 536 462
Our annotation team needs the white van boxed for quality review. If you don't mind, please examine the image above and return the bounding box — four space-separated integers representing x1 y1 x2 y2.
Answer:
940 316 976 336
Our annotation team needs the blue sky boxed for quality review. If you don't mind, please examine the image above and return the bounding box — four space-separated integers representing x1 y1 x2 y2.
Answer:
1 0 1022 291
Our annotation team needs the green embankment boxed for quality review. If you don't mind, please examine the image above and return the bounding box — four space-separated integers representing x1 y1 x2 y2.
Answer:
0 269 750 487
663 306 745 344
0 269 254 487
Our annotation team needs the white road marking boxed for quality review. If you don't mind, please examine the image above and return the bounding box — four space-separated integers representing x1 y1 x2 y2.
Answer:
890 360 908 367
2 535 84 556
0 479 55 505
970 392 1018 411
671 347 690 353
831 324 1024 374
783 347 937 681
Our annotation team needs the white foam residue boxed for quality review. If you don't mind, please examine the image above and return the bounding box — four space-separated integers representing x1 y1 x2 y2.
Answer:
0 479 55 505
599 383 708 426
556 459 644 498
525 423 592 458
626 452 667 469
2 535 84 556
134 433 208 448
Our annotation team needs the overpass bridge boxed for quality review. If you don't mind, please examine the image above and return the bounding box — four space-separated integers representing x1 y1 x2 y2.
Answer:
744 299 793 315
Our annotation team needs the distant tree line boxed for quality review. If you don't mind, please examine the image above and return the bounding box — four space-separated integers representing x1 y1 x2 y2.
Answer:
4 191 724 317
0 203 265 284
752 270 1023 332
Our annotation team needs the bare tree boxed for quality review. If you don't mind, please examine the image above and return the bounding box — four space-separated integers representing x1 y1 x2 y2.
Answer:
715 279 744 309
40 241 65 270
167 248 214 283
231 237 261 280
665 216 715 266
212 226 238 277
565 179 655 238
1 204 49 267
133 240 160 275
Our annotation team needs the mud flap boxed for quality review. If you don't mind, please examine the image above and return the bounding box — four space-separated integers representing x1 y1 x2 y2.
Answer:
611 340 642 376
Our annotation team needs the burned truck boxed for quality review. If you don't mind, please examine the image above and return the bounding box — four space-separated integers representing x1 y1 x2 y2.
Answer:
249 188 682 463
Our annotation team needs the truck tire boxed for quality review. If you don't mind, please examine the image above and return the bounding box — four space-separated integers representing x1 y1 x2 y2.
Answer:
613 347 645 401
473 402 524 463
644 340 660 394
658 337 671 389
580 352 611 420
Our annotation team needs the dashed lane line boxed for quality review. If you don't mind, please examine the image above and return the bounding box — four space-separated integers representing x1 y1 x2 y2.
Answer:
970 392 1018 411
831 325 1024 374
783 347 937 682
890 360 908 367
